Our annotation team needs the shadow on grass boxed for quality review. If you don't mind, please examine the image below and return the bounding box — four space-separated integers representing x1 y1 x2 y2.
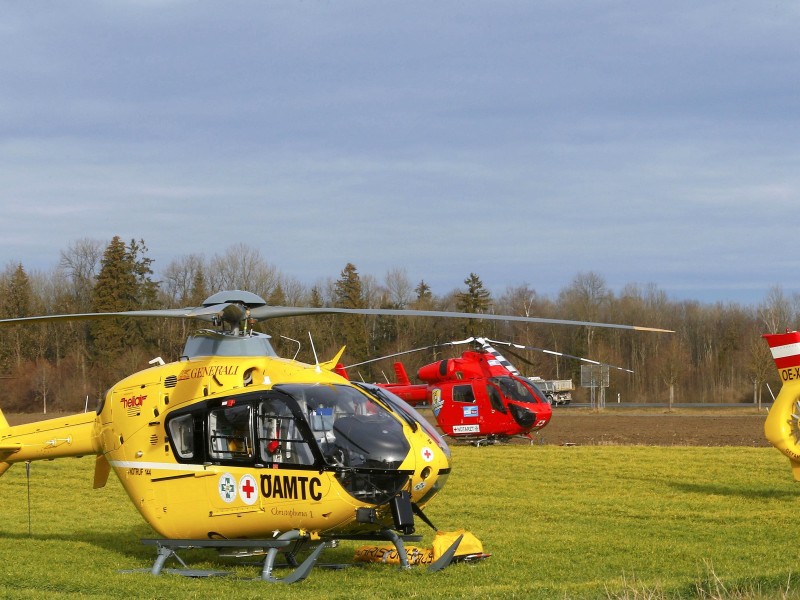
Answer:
0 524 359 574
665 479 798 500
0 524 157 558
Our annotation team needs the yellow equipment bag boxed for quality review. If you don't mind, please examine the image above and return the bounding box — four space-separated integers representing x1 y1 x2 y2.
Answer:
353 544 434 566
432 529 485 560
354 530 488 566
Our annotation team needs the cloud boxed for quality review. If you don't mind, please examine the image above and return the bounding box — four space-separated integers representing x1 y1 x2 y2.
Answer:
0 1 797 305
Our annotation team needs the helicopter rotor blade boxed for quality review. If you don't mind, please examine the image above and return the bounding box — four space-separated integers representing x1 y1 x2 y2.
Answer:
249 305 672 332
345 338 478 369
0 304 243 327
0 308 212 327
482 337 634 373
346 336 495 369
0 289 672 335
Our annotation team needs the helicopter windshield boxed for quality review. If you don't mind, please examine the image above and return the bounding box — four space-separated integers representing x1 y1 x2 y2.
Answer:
489 376 544 404
355 382 451 460
275 384 411 470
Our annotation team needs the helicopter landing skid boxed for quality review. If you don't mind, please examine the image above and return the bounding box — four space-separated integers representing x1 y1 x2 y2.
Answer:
138 532 325 583
135 528 462 582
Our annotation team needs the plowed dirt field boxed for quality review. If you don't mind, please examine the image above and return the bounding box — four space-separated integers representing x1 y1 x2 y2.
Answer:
414 407 771 447
534 410 769 447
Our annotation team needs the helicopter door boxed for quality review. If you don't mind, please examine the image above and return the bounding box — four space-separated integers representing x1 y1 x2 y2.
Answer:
204 402 263 515
438 383 480 434
208 403 254 461
256 397 315 467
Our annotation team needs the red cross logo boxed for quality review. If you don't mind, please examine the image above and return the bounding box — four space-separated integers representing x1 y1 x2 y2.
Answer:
242 479 255 498
421 447 434 462
239 474 258 505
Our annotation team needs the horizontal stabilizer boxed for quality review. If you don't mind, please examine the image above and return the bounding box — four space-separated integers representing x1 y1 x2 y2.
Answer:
0 442 22 456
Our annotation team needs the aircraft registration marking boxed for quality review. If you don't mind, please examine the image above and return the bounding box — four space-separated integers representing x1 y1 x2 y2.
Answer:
109 460 207 472
780 367 800 382
452 424 480 434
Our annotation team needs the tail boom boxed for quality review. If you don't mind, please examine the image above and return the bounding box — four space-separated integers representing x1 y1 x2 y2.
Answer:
0 411 100 471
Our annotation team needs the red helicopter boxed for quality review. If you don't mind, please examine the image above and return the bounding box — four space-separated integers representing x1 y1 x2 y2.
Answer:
339 337 632 445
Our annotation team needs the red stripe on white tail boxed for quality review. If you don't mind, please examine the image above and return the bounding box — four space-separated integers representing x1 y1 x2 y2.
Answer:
764 331 800 370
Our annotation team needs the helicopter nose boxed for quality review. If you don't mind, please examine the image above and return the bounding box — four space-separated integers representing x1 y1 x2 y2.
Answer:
508 402 550 429
411 446 450 507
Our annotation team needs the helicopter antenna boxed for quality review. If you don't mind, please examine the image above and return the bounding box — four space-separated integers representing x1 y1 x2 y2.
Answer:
281 336 302 361
308 332 321 373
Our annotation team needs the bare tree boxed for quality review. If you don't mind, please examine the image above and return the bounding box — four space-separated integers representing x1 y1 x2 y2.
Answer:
160 253 207 306
384 267 413 309
208 244 279 298
559 271 612 356
758 285 796 333
58 238 104 313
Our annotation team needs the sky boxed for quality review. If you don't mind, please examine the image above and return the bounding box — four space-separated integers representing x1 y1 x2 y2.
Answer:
1 1 798 307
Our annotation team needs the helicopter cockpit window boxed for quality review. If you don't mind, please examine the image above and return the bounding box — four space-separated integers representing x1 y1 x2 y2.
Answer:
452 384 475 403
208 403 254 461
256 398 314 466
486 383 507 413
168 413 195 459
490 376 541 404
275 383 410 470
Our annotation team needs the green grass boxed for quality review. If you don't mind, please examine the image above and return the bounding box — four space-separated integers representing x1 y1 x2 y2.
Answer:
2 445 800 599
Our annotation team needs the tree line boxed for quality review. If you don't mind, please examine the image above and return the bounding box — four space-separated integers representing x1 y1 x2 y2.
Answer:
0 236 790 413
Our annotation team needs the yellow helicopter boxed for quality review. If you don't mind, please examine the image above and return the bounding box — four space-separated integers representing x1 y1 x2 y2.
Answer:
0 290 669 582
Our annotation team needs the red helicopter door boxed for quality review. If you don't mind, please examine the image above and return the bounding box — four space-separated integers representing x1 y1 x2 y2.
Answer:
433 382 485 437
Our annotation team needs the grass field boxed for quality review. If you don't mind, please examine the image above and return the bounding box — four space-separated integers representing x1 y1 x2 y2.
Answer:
1 444 800 599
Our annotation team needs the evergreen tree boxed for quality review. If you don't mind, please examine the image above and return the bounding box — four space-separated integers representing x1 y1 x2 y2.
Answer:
1 264 34 368
190 268 208 306
263 282 288 340
4 263 32 318
415 280 432 302
333 263 368 363
268 282 286 306
309 285 324 308
129 239 158 309
334 263 365 310
90 237 158 368
294 284 331 363
457 273 491 313
454 273 493 338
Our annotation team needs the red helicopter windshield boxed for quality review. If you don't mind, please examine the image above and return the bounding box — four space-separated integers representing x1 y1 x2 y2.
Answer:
488 376 545 405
